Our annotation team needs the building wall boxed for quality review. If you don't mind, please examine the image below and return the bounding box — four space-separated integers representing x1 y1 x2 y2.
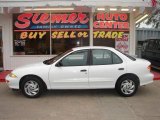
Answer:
0 14 53 70
0 0 151 7
0 14 12 70
136 28 160 41
0 12 136 70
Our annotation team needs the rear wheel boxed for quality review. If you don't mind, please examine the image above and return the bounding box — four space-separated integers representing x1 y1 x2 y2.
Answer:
21 76 44 98
116 76 139 97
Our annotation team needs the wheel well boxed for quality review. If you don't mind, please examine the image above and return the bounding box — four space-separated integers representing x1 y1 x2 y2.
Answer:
19 75 47 90
115 73 140 87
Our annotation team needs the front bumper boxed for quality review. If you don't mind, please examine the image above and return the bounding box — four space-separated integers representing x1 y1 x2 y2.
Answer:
6 75 20 89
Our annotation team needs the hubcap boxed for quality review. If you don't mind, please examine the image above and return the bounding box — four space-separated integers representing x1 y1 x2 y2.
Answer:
121 80 135 95
24 80 39 96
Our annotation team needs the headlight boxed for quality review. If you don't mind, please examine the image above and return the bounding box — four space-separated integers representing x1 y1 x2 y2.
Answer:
9 73 17 78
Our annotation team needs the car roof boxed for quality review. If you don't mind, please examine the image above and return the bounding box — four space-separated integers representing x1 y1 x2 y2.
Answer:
72 46 115 51
145 39 160 41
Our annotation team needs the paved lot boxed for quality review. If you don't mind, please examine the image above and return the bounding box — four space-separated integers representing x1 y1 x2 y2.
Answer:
0 81 160 120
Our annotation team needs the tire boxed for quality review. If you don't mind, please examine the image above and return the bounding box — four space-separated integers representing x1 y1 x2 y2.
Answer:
115 75 139 97
21 76 44 98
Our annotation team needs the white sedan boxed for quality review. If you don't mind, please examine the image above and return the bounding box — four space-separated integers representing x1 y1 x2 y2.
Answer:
6 46 154 98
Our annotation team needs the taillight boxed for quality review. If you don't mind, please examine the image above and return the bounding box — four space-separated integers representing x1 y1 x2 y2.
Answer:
147 65 151 71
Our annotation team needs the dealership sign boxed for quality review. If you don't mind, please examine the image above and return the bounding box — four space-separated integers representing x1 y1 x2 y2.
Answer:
93 13 129 29
13 13 89 30
13 13 90 41
93 13 130 53
19 31 89 39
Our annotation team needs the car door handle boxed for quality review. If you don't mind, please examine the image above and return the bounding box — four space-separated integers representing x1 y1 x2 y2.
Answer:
80 69 87 72
118 68 124 70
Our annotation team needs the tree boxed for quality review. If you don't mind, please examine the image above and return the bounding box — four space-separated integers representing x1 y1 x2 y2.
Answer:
146 0 160 28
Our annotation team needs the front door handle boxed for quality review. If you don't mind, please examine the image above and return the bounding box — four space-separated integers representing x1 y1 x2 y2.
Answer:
118 68 124 70
80 69 87 72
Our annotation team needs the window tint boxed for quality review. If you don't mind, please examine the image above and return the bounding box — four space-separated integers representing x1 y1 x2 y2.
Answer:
43 49 73 65
112 53 123 64
60 50 88 66
92 49 122 65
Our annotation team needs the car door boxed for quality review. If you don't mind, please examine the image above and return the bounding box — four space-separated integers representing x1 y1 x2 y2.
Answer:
49 49 89 89
89 49 126 88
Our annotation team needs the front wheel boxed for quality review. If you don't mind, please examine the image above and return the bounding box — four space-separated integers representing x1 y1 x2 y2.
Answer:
116 76 139 97
21 76 44 98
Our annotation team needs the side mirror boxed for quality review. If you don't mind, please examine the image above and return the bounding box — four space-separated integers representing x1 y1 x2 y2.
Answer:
55 61 63 67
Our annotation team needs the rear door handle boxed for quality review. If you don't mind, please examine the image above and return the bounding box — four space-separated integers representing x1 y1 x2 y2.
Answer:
80 69 87 72
118 68 124 70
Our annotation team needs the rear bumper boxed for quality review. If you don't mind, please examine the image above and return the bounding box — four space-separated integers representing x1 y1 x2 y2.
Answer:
140 73 154 86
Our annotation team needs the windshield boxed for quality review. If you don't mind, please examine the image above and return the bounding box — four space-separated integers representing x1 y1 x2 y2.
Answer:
43 49 73 65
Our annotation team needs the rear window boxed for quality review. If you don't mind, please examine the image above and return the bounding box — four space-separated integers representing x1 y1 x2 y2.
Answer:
123 53 136 61
116 50 136 61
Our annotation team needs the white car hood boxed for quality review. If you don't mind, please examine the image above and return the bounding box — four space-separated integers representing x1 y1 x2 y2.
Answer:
17 62 44 69
12 62 50 74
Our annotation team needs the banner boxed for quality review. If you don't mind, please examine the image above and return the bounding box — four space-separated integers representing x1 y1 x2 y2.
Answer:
115 34 129 53
13 13 90 40
13 13 89 30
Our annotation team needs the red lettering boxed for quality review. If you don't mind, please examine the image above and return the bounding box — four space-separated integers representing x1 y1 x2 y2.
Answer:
51 14 68 23
118 22 123 29
105 14 113 21
32 13 41 24
93 21 99 28
78 13 89 24
97 13 105 21
120 14 127 21
105 22 113 28
113 14 119 20
123 22 129 29
113 22 118 28
39 13 50 24
96 13 128 21
15 13 33 28
15 13 89 29
68 13 78 24
99 22 105 28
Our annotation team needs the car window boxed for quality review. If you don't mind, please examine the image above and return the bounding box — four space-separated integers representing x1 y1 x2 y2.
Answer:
43 49 73 65
60 50 88 66
112 53 123 64
91 49 122 65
